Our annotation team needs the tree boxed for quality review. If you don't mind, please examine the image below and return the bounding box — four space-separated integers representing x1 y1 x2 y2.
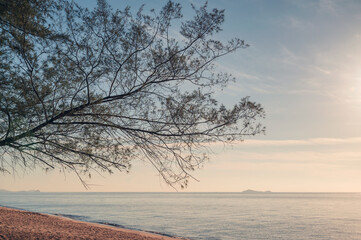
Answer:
0 0 265 188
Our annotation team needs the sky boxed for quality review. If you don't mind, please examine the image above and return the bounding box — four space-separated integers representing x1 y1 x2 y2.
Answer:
2 0 361 192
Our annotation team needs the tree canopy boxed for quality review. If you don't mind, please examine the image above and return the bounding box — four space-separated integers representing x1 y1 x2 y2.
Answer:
0 0 265 188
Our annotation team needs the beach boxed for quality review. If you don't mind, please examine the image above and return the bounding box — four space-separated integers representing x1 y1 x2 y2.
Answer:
0 206 182 240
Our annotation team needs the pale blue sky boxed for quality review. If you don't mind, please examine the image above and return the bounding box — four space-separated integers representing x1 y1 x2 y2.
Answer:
2 0 361 192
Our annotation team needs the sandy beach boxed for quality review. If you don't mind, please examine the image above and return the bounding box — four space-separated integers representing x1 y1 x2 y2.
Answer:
0 206 183 240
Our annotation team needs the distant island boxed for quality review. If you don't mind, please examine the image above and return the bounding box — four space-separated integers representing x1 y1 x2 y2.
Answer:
0 189 40 193
241 189 272 194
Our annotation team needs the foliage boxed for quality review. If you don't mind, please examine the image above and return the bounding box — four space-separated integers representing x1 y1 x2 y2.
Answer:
0 0 265 188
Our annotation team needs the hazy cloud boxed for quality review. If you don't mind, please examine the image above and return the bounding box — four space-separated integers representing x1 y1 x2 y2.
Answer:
208 137 361 147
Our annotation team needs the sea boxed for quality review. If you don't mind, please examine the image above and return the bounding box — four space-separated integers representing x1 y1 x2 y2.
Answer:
1 192 361 240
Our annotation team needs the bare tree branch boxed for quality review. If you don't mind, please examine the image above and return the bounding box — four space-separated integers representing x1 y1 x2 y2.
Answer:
0 0 265 188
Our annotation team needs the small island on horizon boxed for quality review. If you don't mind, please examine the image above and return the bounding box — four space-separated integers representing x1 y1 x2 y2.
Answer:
0 189 40 193
241 189 272 194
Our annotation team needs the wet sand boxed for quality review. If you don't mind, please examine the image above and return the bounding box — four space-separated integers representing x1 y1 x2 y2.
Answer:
0 206 183 240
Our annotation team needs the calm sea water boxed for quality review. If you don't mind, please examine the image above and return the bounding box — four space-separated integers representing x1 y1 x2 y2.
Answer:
1 192 361 239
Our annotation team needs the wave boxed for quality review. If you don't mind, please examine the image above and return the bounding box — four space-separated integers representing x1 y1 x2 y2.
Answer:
54 213 185 239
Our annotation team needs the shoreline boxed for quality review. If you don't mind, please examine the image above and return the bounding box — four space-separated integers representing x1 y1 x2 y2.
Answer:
0 206 186 240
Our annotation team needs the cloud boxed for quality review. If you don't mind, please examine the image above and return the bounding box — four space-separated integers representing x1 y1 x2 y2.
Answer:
206 137 361 149
283 16 313 30
215 62 260 81
214 62 281 95
218 150 361 164
206 137 361 175
318 0 338 16
313 66 331 75
288 0 339 16
243 137 361 146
